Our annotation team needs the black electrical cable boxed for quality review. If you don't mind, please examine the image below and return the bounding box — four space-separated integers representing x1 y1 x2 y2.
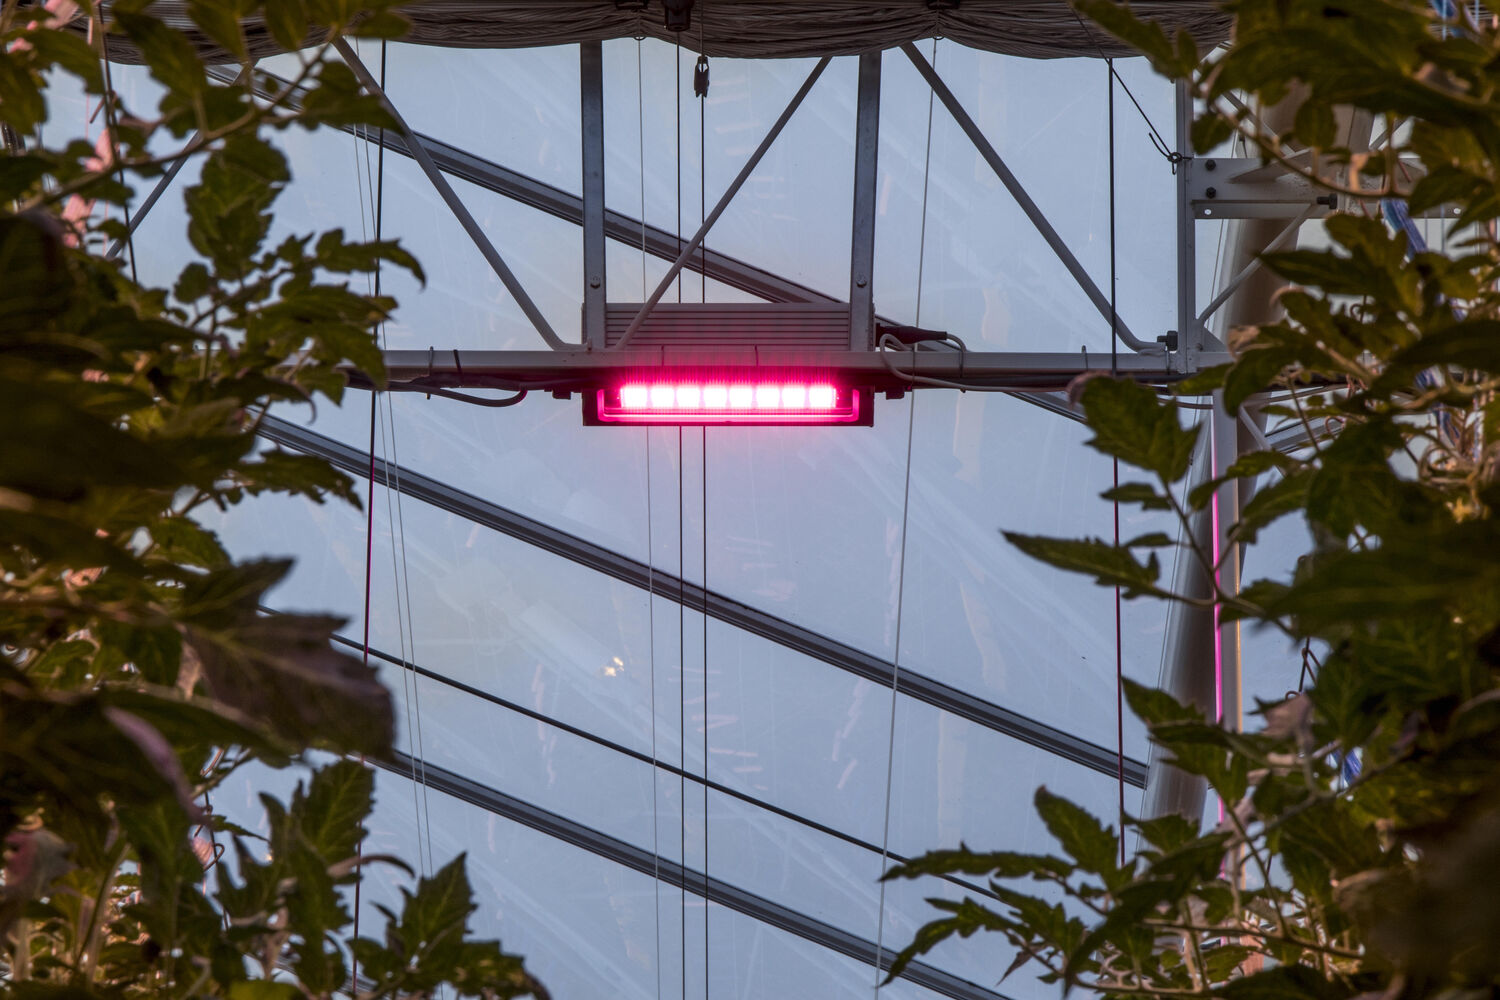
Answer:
1066 4 1183 168
382 384 529 407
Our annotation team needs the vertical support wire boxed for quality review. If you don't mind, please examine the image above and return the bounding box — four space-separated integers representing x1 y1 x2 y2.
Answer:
365 39 436 881
1106 58 1127 866
700 424 708 999
96 17 137 284
638 37 663 1000
677 423 687 1000
348 41 382 986
697 16 709 995
874 38 935 996
349 48 426 884
677 41 683 306
640 38 649 299
353 389 377 994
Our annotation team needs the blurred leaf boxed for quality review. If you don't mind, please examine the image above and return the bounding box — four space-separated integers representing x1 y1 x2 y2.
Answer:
1004 532 1165 598
150 516 231 570
189 608 393 756
294 760 372 864
1034 788 1120 882
1077 376 1200 482
1103 481 1173 510
883 846 1072 882
116 12 209 98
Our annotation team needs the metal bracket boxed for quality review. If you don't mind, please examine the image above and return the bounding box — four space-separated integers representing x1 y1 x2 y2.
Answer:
1190 155 1458 220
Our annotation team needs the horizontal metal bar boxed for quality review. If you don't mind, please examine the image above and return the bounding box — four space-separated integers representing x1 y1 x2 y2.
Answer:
376 751 1015 1000
261 414 1148 785
360 348 1200 396
1190 155 1454 219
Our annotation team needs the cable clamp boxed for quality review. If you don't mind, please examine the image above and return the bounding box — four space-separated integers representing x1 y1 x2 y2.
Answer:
694 54 710 98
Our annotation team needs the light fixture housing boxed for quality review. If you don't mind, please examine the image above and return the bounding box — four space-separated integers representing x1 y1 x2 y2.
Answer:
584 378 872 426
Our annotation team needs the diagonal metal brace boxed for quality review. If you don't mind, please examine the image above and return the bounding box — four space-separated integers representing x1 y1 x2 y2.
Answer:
901 43 1163 355
332 36 575 352
613 56 832 350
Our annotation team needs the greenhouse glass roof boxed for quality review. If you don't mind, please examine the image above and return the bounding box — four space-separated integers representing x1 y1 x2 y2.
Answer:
77 29 1323 999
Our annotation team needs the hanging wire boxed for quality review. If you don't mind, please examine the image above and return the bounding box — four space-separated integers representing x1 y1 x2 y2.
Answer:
677 423 687 1000
1069 6 1182 168
1106 57 1128 866
349 50 429 886
699 422 708 994
371 46 440 1000
96 16 138 283
347 42 381 987
873 37 936 997
359 38 436 888
636 38 664 1000
677 41 683 306
697 17 710 994
648 424 664 1000
352 388 378 994
377 392 434 875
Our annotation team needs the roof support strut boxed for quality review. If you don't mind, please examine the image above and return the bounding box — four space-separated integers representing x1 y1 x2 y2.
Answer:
209 64 837 307
332 36 573 351
580 41 607 348
614 56 832 349
849 50 881 350
901 42 1161 355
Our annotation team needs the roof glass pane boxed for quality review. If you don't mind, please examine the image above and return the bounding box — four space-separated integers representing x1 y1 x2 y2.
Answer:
872 47 1175 352
383 41 583 197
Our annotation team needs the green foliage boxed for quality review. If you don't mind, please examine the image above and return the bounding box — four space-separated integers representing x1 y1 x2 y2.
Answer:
891 0 1500 997
2 3 540 998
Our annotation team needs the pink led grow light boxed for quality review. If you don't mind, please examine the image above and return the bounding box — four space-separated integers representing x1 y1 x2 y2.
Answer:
588 380 868 425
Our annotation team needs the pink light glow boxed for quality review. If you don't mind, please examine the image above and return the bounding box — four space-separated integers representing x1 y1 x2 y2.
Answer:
595 380 863 425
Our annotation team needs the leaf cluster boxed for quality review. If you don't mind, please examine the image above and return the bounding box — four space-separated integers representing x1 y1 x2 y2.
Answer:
3 4 540 999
